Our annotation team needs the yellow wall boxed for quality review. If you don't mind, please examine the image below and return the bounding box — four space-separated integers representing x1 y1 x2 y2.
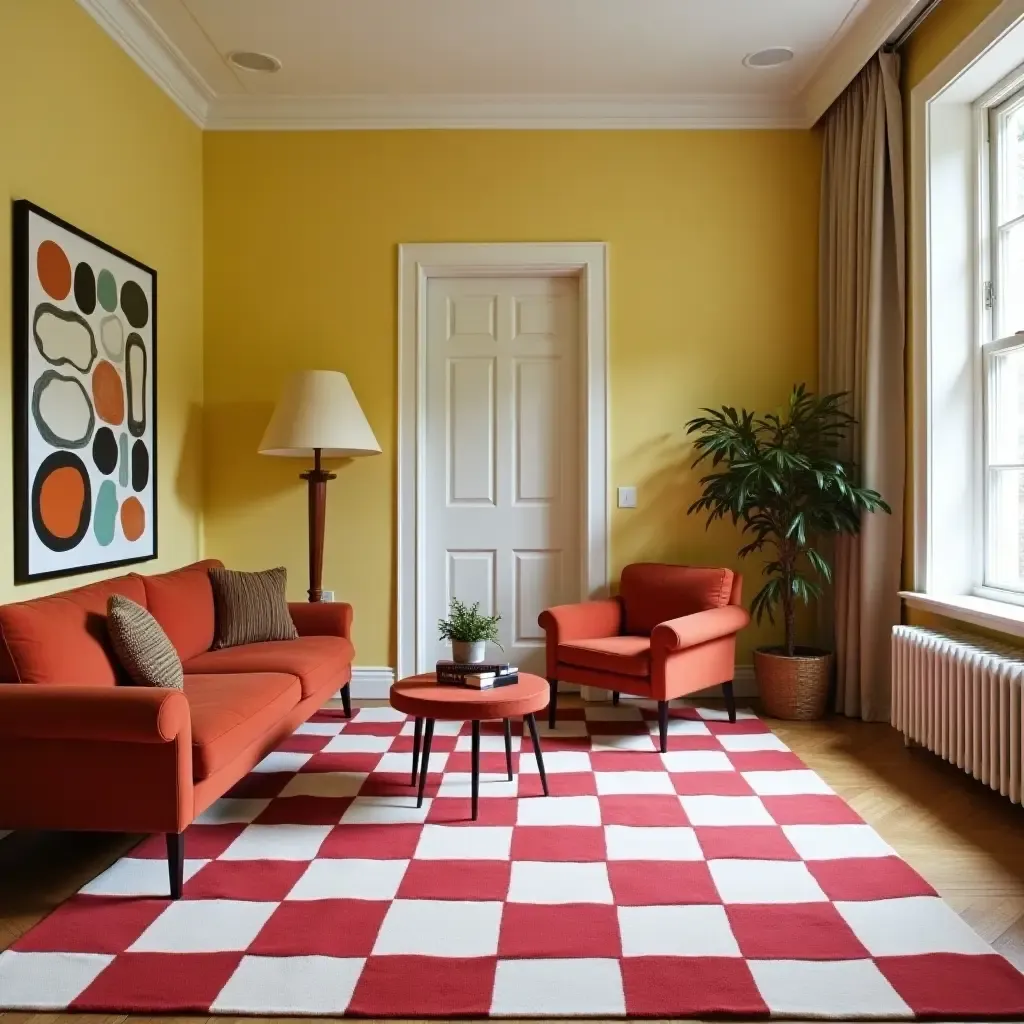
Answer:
203 130 821 665
0 0 205 602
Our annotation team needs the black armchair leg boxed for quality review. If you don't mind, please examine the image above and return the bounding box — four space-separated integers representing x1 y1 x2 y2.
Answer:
612 691 620 706
340 681 352 719
658 700 669 753
167 832 184 899
722 680 737 723
547 678 558 728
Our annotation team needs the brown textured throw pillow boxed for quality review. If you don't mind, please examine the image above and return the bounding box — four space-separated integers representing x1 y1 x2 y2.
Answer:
107 594 184 690
209 566 298 649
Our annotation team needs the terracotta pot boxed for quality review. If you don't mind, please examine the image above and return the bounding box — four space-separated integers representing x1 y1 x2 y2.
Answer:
754 646 833 720
451 640 487 664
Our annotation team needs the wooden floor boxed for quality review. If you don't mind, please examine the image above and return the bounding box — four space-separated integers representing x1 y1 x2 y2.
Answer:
1 697 1022 1024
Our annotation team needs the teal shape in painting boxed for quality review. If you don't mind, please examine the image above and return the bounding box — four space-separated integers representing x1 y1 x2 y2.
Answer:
94 479 118 546
97 269 117 313
119 432 129 487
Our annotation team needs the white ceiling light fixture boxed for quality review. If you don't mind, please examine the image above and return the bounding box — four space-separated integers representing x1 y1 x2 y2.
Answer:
228 50 282 73
743 47 795 69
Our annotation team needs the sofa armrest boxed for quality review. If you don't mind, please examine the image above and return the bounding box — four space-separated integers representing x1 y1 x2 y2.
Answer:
651 606 750 653
538 599 623 645
0 684 189 743
289 601 353 640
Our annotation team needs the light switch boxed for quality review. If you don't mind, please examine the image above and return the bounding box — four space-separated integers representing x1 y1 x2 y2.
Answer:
617 486 637 509
321 590 335 602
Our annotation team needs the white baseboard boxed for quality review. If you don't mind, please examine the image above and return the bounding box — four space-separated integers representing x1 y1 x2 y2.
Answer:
346 665 756 701
348 665 396 699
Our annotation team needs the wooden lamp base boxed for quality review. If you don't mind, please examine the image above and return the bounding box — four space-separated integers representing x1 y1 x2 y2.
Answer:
299 448 335 603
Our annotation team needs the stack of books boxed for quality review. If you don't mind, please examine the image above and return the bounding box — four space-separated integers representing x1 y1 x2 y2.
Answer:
436 660 519 689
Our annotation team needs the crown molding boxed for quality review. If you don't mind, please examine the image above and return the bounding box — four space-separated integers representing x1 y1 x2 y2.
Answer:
76 0 212 127
797 0 921 125
204 93 805 131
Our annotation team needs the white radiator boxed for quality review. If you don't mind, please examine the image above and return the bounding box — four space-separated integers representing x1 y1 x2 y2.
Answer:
892 625 1023 804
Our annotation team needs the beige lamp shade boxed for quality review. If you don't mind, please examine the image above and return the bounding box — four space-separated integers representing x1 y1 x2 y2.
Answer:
259 370 381 457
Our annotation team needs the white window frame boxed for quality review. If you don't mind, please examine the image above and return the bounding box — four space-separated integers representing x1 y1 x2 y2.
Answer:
903 4 1024 639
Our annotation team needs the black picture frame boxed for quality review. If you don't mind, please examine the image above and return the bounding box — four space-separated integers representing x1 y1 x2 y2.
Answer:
12 200 158 583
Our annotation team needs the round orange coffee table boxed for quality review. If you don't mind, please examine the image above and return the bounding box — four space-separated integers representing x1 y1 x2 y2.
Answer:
390 672 550 820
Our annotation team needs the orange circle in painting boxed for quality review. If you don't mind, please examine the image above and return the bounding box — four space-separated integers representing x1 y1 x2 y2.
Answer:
120 496 145 541
92 360 125 425
39 466 86 539
37 240 72 300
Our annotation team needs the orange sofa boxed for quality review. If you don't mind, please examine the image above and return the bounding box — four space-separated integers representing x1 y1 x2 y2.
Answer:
0 559 354 898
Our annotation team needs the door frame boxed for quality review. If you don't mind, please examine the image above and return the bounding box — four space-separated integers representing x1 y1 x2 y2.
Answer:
397 242 609 679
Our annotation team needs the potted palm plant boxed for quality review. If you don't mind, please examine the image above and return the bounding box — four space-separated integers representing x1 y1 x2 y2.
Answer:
438 597 503 664
685 385 890 720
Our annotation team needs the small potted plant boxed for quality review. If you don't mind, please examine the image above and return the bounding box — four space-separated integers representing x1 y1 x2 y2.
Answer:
685 385 890 720
438 597 503 664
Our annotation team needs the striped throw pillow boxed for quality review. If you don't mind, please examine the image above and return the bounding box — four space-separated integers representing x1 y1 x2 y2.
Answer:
107 594 184 689
209 566 299 649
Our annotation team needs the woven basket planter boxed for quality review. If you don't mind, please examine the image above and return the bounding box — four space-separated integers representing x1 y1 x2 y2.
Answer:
754 646 833 720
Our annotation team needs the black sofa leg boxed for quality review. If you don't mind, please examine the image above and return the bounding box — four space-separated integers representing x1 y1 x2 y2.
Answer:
612 691 620 706
722 680 737 723
167 832 184 900
658 700 669 753
547 678 558 728
340 681 352 719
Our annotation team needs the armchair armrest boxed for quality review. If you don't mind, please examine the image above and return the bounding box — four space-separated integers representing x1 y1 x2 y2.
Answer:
538 599 623 644
651 605 750 653
0 684 189 743
289 601 353 640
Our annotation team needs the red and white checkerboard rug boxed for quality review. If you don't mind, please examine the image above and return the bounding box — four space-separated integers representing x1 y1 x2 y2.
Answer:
3 703 1024 1019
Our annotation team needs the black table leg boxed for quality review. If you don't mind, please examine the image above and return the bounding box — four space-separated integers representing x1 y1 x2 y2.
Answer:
525 713 549 796
503 718 513 781
471 720 481 821
416 718 434 807
411 716 423 785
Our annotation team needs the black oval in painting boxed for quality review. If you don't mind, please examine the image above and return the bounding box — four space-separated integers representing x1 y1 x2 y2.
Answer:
74 263 96 315
92 426 118 476
120 280 149 328
131 438 150 492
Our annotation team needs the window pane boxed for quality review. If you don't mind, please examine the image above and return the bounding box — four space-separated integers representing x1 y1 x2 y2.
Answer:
987 468 1024 590
987 343 1024 464
998 221 1024 336
999 100 1024 223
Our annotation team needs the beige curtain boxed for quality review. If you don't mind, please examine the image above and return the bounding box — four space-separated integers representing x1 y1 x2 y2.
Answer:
819 51 906 722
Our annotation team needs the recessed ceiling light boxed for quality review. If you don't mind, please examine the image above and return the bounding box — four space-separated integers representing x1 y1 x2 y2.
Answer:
228 51 282 73
743 47 795 69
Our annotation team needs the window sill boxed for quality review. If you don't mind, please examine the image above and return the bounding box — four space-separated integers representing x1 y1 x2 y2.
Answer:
899 591 1024 640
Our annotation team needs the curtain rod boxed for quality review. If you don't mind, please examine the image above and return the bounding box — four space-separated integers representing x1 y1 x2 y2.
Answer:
887 0 944 51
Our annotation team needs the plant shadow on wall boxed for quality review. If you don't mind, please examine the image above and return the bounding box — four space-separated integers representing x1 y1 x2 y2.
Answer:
686 385 890 720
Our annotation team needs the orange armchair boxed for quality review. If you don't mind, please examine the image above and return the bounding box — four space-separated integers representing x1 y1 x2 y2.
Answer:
538 563 749 751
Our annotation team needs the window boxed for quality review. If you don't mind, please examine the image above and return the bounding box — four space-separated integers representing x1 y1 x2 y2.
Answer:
985 87 1024 596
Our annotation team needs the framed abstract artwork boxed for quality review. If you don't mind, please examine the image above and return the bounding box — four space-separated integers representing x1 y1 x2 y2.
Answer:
11 200 157 583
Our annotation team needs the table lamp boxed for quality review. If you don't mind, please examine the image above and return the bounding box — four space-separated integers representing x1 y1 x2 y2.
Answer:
258 370 381 602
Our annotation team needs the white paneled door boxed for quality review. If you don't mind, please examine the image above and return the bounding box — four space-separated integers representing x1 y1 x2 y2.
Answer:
425 277 580 674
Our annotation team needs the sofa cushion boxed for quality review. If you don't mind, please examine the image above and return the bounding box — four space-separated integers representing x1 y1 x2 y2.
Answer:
141 559 222 661
558 636 651 678
0 575 147 685
184 672 301 780
621 563 735 636
183 636 354 699
107 595 184 690
209 566 298 649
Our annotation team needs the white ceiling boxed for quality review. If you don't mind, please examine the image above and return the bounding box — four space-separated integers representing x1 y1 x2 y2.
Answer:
80 0 924 129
